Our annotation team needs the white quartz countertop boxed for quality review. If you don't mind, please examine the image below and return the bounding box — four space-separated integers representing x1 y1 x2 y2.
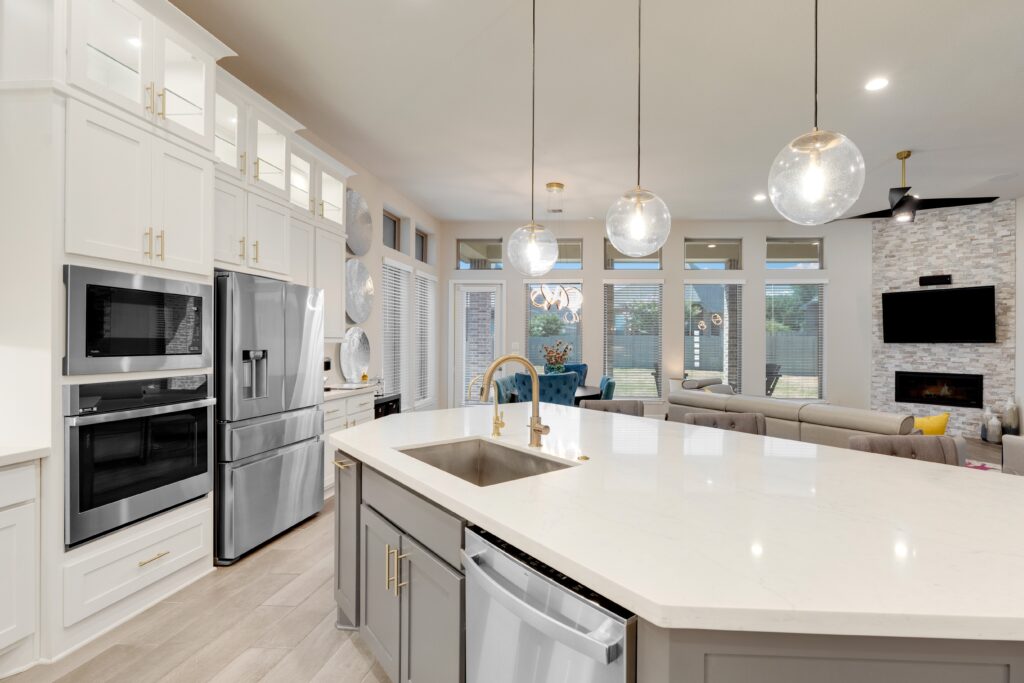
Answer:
322 385 377 403
0 444 49 468
330 403 1024 640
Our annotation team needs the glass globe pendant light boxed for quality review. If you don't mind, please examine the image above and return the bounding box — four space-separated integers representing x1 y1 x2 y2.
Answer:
507 0 559 277
606 0 670 257
768 0 865 226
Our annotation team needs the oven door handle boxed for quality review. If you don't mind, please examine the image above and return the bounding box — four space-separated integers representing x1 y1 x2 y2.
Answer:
65 398 217 427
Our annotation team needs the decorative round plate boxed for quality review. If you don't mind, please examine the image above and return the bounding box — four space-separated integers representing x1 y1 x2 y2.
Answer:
345 188 372 256
340 326 371 382
345 258 374 324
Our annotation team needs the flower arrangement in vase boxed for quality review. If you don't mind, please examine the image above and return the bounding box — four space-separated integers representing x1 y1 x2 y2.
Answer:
542 340 572 374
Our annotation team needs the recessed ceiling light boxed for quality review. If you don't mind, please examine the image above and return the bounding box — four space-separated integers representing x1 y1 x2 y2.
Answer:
753 193 767 202
707 244 717 249
865 77 889 91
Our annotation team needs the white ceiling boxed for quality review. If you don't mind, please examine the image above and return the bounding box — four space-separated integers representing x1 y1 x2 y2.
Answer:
171 0 1024 222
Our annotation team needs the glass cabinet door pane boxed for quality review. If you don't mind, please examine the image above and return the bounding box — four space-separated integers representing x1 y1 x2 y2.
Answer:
84 0 145 104
214 95 238 167
321 171 344 225
290 154 311 210
161 36 206 136
255 120 286 191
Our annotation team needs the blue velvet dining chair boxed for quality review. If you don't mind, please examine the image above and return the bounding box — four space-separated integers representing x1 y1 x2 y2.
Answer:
515 372 579 406
599 376 616 400
562 363 589 386
493 375 518 404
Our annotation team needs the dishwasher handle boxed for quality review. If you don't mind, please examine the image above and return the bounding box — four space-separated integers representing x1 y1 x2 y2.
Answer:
461 549 622 665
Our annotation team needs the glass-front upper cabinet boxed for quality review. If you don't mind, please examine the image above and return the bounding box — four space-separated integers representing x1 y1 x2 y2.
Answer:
154 26 212 147
290 151 314 214
214 94 242 171
320 169 345 228
68 0 153 116
251 116 288 196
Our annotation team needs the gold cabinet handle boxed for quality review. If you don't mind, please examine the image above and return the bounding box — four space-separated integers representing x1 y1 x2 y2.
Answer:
138 550 169 567
333 460 351 470
309 198 315 216
253 158 260 181
239 151 247 176
145 82 155 113
144 227 154 259
238 236 246 261
252 240 260 263
318 200 325 217
157 229 166 261
157 88 166 119
395 553 410 596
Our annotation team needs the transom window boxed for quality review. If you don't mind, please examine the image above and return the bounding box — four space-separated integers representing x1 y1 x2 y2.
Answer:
766 238 823 270
604 239 662 270
415 230 428 263
383 210 401 251
684 239 742 270
457 238 503 270
553 239 583 270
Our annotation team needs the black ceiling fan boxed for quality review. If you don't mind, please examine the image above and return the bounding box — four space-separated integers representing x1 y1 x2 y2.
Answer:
846 150 997 222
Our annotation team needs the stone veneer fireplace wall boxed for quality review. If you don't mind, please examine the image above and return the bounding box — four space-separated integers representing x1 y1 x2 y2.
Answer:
871 199 1017 435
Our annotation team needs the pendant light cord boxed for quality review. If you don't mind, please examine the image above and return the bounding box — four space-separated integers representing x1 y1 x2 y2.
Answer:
636 0 642 187
813 0 818 129
530 0 536 223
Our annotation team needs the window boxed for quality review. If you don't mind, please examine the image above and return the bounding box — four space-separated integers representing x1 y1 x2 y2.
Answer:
383 210 401 251
765 283 824 399
604 239 662 270
766 238 823 269
603 282 663 398
415 230 428 263
525 283 582 368
457 238 503 270
684 284 742 392
414 272 437 407
381 261 411 405
685 239 742 270
552 239 583 270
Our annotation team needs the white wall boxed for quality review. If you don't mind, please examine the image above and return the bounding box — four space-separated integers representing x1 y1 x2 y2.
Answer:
437 218 873 409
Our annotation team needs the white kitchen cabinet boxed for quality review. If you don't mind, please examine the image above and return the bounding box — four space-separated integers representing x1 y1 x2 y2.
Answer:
66 100 152 265
319 169 345 231
153 24 213 148
289 214 316 287
250 115 288 198
290 149 317 215
68 0 153 118
0 502 35 652
214 91 246 177
246 194 290 275
316 229 346 340
67 101 212 275
151 138 213 275
213 178 246 266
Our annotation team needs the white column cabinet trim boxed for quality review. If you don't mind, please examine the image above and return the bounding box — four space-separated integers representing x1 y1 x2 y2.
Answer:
316 229 347 340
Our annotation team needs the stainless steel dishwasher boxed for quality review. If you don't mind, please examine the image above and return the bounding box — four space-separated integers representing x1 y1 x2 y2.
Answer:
463 528 636 683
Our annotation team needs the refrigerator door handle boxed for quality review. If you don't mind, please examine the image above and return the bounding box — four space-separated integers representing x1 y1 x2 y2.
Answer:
461 549 623 665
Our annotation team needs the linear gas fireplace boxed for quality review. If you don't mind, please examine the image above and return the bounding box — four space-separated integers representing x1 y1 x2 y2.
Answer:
894 371 984 409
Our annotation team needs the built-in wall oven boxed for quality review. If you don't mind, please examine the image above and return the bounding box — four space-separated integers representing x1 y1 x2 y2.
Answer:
64 265 213 375
63 374 216 547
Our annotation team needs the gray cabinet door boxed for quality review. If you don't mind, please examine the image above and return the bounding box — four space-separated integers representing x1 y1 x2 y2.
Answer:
334 452 360 629
360 505 401 683
399 535 464 683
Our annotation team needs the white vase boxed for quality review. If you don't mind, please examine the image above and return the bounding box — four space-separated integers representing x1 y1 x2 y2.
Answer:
1003 396 1019 433
987 414 1003 444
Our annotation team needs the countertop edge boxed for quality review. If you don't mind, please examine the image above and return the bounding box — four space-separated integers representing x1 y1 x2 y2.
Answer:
0 446 50 468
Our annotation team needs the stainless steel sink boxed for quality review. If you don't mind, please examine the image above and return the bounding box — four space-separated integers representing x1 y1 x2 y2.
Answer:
398 439 571 487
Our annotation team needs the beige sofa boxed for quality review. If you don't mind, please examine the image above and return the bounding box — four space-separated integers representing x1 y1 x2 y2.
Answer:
667 390 914 448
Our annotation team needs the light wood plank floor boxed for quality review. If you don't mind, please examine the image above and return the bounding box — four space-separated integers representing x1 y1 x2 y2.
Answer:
12 500 387 683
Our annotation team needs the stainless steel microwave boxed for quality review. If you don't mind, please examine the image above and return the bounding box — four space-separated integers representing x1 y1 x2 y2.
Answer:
64 265 213 375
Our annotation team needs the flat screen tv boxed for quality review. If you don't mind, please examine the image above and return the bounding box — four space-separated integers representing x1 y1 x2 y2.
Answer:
882 286 996 343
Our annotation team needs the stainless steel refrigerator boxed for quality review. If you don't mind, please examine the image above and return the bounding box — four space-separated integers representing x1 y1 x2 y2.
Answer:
214 270 325 564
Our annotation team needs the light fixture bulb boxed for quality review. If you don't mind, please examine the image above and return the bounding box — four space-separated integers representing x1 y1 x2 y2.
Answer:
508 222 558 276
864 77 889 91
768 129 865 225
894 210 914 223
606 186 671 257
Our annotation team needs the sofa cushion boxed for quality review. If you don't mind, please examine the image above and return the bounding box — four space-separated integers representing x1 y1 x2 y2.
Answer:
799 403 913 435
682 378 724 389
848 435 959 466
765 417 801 441
667 389 731 412
726 395 807 421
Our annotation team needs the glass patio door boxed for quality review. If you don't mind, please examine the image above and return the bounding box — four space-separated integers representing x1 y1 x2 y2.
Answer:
452 283 504 406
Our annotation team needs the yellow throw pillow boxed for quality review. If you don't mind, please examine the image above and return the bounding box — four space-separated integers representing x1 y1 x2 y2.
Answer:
914 412 950 436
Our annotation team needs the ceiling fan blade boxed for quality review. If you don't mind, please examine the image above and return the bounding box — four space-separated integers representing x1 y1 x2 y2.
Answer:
888 186 911 209
914 196 998 211
842 208 895 220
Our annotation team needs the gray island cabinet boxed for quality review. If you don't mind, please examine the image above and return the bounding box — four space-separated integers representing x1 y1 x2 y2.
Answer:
334 449 464 683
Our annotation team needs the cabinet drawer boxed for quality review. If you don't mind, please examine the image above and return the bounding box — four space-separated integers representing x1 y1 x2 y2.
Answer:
347 393 375 415
362 468 463 569
0 462 36 509
63 505 210 626
349 408 374 427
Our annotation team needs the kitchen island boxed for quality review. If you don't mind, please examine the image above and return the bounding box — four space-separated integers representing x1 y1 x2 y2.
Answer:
329 403 1024 682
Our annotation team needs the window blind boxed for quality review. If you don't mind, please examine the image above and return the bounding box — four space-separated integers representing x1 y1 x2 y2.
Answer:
603 283 663 398
684 284 742 392
381 261 411 403
414 272 437 407
525 283 582 368
765 283 824 399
